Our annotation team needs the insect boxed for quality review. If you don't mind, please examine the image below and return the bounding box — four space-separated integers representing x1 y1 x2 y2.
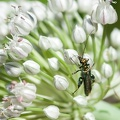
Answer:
72 55 95 96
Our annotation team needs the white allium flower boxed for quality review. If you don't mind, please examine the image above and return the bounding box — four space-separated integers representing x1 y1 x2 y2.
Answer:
54 75 69 90
9 11 37 36
91 0 118 24
4 62 22 77
48 0 73 13
83 15 98 35
110 28 120 47
8 37 33 61
23 60 40 75
16 37 33 54
48 57 59 71
10 82 36 106
73 95 88 107
103 46 117 62
83 112 95 120
64 49 79 64
73 25 86 43
101 63 113 78
43 105 60 119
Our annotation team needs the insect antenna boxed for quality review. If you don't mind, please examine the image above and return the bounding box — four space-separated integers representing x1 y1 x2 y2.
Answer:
81 39 88 58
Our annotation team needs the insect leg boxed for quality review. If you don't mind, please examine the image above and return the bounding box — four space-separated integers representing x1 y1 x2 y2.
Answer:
91 74 95 83
72 77 83 94
72 69 81 75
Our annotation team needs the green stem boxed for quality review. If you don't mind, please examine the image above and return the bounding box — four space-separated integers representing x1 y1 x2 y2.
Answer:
44 20 67 46
30 31 39 40
26 107 43 112
62 12 76 50
97 25 107 69
74 12 83 25
91 35 96 62
62 13 72 36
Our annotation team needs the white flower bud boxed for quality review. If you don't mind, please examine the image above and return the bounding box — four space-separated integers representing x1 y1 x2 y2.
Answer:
91 1 118 25
83 112 95 120
48 0 73 13
103 46 117 62
77 0 93 14
38 36 51 50
48 57 59 71
23 60 40 75
92 69 101 83
54 75 69 90
9 11 37 36
95 23 103 38
0 49 8 65
39 36 63 51
67 1 78 13
16 37 33 54
49 37 63 51
73 25 86 43
101 63 113 78
64 49 79 64
8 37 32 61
110 28 120 47
4 62 22 77
43 105 60 119
83 15 98 34
31 2 47 21
73 95 88 107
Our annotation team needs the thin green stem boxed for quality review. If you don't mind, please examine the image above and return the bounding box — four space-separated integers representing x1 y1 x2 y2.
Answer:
44 20 67 46
62 12 72 36
30 31 39 40
97 25 107 69
62 12 77 50
91 35 96 62
74 12 83 25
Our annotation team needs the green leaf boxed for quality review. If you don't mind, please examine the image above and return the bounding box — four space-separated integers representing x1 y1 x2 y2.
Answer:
94 101 120 120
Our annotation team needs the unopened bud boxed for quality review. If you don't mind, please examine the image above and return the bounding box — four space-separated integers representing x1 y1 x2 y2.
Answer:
4 62 22 77
73 25 86 43
48 57 59 71
54 75 69 90
43 105 60 119
23 60 40 75
101 63 113 78
73 95 88 107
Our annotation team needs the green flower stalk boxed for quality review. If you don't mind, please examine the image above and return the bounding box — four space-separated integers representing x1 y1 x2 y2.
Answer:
0 0 120 120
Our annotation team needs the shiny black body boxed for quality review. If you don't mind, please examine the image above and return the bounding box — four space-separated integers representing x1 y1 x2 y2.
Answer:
73 56 95 96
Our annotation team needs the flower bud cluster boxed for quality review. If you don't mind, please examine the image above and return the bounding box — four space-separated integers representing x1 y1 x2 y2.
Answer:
0 7 40 77
0 6 39 119
0 81 36 119
38 36 63 51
